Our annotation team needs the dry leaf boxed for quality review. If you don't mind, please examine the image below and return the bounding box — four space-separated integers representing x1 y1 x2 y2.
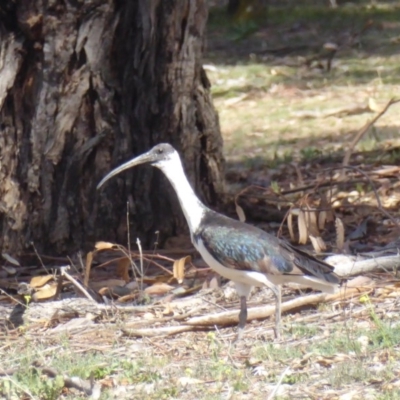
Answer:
84 251 93 287
144 282 175 295
368 97 380 112
108 285 132 297
335 217 345 251
162 303 174 316
318 211 327 230
30 275 54 288
94 241 115 250
118 293 139 302
98 287 115 297
142 276 171 284
89 279 127 292
287 211 295 242
2 253 20 266
177 377 204 386
235 201 246 222
143 312 155 320
309 235 327 253
315 354 350 367
298 210 308 244
319 191 334 224
116 257 131 282
32 283 58 301
173 256 191 284
305 205 320 237
2 266 17 275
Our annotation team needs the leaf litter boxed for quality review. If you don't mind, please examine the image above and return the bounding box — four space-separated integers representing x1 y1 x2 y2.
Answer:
2 4 400 398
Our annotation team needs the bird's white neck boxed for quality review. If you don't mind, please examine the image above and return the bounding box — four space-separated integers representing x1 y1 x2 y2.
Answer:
156 153 206 234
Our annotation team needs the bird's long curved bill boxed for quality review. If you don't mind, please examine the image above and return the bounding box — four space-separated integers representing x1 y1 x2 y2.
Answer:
97 152 153 189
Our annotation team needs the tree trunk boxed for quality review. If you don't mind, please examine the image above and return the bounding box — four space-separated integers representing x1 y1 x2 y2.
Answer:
0 0 224 256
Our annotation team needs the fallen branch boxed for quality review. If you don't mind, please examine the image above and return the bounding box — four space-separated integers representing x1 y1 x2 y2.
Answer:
120 286 369 337
185 287 365 327
326 254 400 277
121 325 208 337
342 97 400 172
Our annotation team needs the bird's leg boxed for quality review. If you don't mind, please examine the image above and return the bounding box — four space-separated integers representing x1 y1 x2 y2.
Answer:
270 284 281 340
237 295 248 340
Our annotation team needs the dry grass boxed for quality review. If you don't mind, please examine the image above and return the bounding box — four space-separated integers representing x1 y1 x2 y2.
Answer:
2 285 400 399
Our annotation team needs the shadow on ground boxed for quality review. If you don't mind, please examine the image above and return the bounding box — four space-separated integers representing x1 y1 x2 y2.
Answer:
206 0 400 87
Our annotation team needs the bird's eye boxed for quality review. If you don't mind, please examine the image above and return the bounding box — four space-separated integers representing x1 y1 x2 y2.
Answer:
157 148 163 154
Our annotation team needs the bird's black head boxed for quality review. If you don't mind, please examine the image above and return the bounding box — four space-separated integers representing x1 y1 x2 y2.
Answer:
97 143 179 189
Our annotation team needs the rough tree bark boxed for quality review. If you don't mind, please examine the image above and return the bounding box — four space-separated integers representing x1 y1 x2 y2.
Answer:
0 0 224 256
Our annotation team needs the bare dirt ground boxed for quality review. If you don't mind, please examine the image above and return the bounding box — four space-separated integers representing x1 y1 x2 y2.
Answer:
2 1 400 399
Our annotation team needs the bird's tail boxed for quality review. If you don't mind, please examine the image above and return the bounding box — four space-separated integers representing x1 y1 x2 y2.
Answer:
278 274 339 294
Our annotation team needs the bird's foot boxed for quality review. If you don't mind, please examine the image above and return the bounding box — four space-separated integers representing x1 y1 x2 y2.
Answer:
273 326 281 341
234 326 244 343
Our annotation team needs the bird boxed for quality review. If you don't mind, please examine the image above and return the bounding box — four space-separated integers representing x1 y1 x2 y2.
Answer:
97 143 340 339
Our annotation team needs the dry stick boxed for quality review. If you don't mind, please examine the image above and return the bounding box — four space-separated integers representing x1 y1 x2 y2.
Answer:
342 97 400 176
327 165 400 230
121 325 206 337
2 374 38 400
186 287 364 326
83 251 93 288
114 245 141 277
125 202 141 282
281 178 372 196
96 254 173 276
0 289 27 307
60 266 98 304
148 230 161 274
136 238 144 292
267 366 291 400
0 368 20 376
31 241 50 275
123 306 206 327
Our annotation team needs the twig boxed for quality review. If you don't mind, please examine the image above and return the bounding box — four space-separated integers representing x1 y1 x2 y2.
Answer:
342 97 400 172
136 238 144 292
0 288 27 307
267 366 290 400
121 325 208 337
327 165 400 230
31 241 50 275
114 244 141 278
60 266 98 304
2 374 38 399
96 254 173 276
0 367 20 376
147 230 161 275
